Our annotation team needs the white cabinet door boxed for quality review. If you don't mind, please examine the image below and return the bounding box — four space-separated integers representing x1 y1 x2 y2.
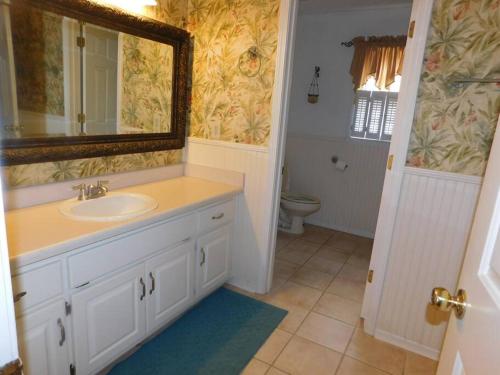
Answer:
145 241 195 334
72 264 146 375
197 225 231 298
16 299 70 375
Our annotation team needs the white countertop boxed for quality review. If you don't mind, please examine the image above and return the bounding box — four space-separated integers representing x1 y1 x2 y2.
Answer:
7 176 241 268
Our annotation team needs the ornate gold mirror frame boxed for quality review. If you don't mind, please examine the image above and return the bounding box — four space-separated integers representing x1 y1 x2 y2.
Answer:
1 0 190 165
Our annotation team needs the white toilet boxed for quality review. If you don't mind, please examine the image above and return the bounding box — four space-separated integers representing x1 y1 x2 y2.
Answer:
279 165 321 234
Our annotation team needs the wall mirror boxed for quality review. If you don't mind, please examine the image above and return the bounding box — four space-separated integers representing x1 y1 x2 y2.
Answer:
0 0 190 165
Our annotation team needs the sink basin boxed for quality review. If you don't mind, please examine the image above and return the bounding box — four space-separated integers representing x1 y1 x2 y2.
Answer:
59 192 158 222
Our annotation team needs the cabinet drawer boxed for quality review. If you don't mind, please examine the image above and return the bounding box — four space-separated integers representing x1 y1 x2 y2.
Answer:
68 214 196 288
12 261 63 314
198 200 235 234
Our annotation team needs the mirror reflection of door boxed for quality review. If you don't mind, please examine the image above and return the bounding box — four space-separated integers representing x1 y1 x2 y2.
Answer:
84 25 118 136
0 2 175 140
0 2 18 138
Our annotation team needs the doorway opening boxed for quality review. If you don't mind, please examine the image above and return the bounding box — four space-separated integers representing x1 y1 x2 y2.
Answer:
264 1 439 373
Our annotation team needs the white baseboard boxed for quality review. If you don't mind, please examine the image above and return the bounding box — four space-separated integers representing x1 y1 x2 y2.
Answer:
375 329 440 361
404 166 483 185
305 218 374 239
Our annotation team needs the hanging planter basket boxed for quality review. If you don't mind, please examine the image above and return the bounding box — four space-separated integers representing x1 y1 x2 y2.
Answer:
307 66 320 104
307 94 319 104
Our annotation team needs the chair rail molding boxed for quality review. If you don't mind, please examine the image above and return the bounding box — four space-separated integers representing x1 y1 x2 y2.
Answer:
186 137 269 154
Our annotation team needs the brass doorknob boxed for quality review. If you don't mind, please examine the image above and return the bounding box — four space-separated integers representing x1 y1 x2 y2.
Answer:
430 287 467 319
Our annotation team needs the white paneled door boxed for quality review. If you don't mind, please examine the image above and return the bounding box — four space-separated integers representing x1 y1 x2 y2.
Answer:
16 300 69 375
197 225 231 298
72 264 146 375
85 25 118 135
437 118 500 375
146 241 194 334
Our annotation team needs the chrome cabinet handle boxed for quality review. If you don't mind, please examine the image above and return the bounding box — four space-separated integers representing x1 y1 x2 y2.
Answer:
200 248 206 267
13 291 27 303
139 278 146 301
149 272 155 295
212 213 224 220
57 318 66 346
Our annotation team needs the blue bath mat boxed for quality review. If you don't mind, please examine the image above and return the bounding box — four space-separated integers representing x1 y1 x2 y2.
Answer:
108 287 287 375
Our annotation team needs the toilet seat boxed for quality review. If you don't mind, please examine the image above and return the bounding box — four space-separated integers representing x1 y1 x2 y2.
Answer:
281 192 320 205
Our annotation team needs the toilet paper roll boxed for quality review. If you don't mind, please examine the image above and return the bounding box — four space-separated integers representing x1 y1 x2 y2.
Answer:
335 160 348 171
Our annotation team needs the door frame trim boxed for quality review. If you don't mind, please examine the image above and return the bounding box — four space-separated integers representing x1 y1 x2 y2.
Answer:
0 178 18 363
262 0 299 293
361 0 435 333
263 0 435 308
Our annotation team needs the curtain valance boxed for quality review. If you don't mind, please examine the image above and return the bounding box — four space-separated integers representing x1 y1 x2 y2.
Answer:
350 35 407 91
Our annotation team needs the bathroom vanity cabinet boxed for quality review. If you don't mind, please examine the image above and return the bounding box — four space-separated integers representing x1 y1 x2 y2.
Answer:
10 196 235 375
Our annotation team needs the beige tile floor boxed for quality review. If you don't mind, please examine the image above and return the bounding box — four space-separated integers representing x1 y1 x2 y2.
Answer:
238 224 438 375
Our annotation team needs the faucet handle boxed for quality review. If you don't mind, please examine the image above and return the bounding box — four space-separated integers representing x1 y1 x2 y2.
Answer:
97 180 109 191
72 183 86 200
72 183 86 190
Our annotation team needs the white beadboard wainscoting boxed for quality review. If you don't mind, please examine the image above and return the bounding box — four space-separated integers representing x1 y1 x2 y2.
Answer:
375 167 482 359
285 133 390 237
184 137 271 293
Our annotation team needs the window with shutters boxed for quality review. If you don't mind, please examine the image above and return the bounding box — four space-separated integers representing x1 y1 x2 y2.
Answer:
350 75 400 142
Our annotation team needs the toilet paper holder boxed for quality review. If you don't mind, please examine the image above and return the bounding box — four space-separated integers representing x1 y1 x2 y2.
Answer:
331 156 348 170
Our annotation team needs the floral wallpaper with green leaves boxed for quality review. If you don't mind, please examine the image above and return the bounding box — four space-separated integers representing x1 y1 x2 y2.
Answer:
3 0 187 189
406 0 500 176
4 0 281 188
120 36 173 133
10 5 65 116
187 0 280 145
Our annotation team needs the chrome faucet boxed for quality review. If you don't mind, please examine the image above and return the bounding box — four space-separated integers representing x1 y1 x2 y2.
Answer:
72 180 109 200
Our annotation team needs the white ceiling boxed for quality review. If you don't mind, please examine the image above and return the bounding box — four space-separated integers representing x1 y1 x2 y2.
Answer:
299 0 412 14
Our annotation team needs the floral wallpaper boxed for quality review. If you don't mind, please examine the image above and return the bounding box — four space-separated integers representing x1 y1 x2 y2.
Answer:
3 0 187 189
187 0 280 145
3 150 182 188
10 4 65 116
406 0 500 176
120 36 173 133
4 0 281 189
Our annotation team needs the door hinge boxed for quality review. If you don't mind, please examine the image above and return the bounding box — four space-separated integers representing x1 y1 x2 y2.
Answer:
69 363 76 375
387 154 394 170
76 36 86 48
408 20 415 38
77 113 86 123
367 269 374 283
65 301 72 316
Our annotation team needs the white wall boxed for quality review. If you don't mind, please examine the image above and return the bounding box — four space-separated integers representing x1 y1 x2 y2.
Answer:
286 135 389 237
285 5 411 236
185 138 272 293
375 167 481 359
288 5 412 138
